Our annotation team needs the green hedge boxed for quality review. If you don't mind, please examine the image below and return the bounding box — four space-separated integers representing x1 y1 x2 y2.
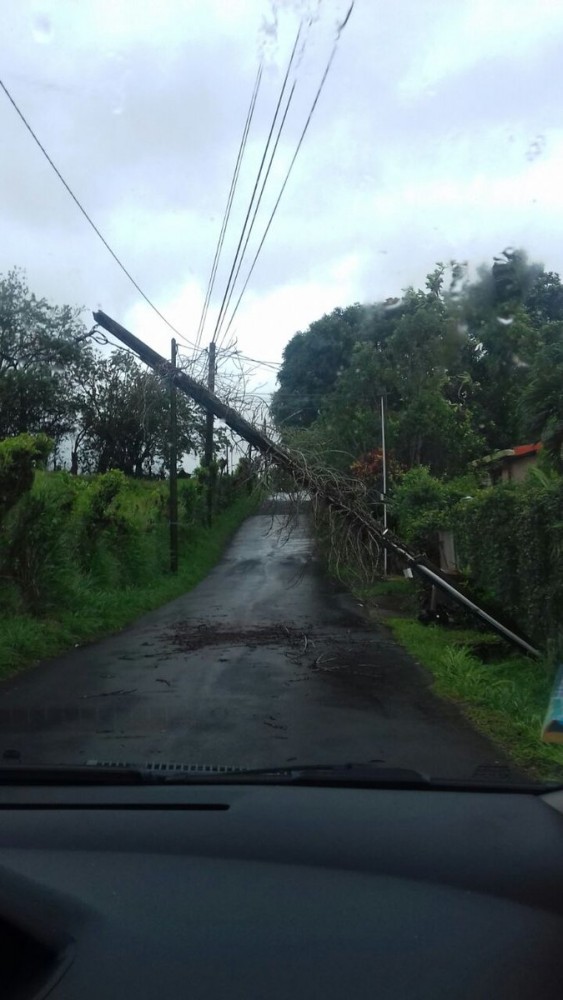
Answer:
390 465 563 652
452 478 563 652
0 443 250 618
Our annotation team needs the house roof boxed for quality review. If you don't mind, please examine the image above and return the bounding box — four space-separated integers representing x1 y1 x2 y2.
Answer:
512 443 542 458
473 443 542 467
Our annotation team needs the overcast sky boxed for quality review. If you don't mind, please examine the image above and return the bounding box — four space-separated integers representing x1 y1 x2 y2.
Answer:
2 0 563 394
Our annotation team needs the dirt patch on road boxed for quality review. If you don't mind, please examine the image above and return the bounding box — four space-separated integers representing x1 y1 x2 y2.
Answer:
168 623 306 652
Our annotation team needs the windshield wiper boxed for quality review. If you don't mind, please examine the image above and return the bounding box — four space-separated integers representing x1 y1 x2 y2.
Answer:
164 763 431 787
0 762 547 792
163 764 546 792
0 761 427 787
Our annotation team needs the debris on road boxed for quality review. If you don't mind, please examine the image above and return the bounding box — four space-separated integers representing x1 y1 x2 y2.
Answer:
82 689 137 699
168 623 305 652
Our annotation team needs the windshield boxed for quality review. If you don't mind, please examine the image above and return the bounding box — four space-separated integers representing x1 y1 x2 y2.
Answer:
0 0 562 788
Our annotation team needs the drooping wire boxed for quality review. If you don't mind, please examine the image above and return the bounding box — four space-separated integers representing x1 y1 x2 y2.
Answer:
211 21 304 346
219 2 355 345
0 77 199 352
193 63 263 355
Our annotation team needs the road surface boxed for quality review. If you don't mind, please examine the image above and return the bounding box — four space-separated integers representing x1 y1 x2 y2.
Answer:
0 501 512 779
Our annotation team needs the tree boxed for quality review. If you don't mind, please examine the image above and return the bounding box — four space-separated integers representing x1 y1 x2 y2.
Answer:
460 251 544 450
270 305 368 428
390 387 484 474
0 269 86 449
525 271 563 327
77 351 203 476
286 341 390 471
522 322 563 470
384 285 464 404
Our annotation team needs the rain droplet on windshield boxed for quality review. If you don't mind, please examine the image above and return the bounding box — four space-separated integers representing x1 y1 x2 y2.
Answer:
31 12 52 44
526 135 546 161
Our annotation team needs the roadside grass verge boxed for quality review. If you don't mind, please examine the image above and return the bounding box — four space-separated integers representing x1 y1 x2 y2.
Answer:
388 617 563 782
0 494 258 681
318 534 562 780
354 577 419 614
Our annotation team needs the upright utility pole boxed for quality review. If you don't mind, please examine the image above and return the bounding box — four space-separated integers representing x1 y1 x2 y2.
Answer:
204 341 216 466
381 393 388 578
204 341 216 526
169 338 178 573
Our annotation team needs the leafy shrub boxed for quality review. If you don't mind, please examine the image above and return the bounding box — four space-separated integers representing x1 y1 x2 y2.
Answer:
0 432 52 518
179 477 206 531
390 466 478 548
1 475 79 611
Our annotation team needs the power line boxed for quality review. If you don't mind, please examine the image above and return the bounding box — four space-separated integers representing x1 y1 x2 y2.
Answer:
235 352 281 369
214 80 297 351
219 2 355 345
216 347 281 370
194 63 263 355
215 14 325 351
0 77 199 352
211 21 303 346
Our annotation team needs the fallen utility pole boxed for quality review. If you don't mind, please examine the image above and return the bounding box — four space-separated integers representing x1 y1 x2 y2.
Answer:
92 309 541 660
93 311 291 466
389 542 540 659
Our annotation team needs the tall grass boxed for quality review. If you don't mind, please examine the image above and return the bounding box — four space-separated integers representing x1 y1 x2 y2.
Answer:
389 618 563 781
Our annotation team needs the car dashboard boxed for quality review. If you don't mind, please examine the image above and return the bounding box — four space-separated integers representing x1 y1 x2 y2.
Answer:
0 781 562 999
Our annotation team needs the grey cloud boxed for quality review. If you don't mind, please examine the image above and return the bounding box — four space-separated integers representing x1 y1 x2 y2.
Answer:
1 0 563 367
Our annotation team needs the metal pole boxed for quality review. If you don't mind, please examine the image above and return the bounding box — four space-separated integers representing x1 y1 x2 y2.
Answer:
205 341 216 526
169 338 178 573
381 393 388 577
204 342 216 466
414 562 540 658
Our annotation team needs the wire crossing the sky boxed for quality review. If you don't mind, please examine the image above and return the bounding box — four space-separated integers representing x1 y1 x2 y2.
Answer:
219 1 355 346
215 79 297 352
0 77 199 352
211 21 304 347
194 63 263 355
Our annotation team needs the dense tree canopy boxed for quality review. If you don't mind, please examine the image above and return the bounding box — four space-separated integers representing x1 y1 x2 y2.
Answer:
0 269 85 442
0 269 206 477
272 250 563 479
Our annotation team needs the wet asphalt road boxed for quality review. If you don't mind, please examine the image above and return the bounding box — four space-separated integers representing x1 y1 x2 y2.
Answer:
0 504 510 778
